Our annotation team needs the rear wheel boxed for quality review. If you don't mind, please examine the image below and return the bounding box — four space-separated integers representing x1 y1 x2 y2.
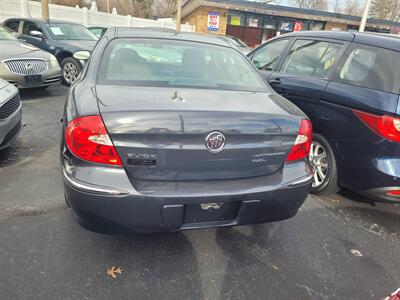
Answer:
61 57 82 86
309 134 339 195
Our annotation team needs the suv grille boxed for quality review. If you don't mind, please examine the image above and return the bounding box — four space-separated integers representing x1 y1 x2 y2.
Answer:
0 93 21 120
3 59 48 75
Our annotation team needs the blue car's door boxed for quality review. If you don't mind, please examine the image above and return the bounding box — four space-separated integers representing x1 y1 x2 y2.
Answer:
266 38 349 133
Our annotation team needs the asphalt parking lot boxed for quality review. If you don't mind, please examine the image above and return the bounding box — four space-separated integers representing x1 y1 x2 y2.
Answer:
0 85 399 300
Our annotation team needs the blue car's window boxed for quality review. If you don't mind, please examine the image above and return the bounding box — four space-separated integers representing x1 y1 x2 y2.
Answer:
97 38 268 92
281 39 343 78
252 39 289 71
337 44 400 93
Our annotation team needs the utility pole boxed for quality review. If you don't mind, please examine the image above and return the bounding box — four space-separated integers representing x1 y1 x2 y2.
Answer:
359 0 372 32
176 0 182 32
41 0 49 21
107 0 110 14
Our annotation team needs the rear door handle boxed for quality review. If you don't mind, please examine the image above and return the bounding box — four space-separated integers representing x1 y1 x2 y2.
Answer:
268 78 281 85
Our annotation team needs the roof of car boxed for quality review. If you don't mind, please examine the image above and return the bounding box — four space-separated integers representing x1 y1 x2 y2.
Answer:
272 31 400 52
4 17 78 25
111 27 232 47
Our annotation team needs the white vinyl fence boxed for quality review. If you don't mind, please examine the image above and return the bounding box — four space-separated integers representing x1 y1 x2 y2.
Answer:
0 0 195 32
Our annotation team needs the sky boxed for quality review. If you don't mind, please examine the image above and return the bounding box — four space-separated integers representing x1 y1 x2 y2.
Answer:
277 0 365 11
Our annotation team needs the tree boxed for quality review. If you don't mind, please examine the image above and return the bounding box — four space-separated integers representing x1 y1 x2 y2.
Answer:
370 0 400 22
341 0 362 16
333 0 340 13
151 0 176 17
292 0 328 10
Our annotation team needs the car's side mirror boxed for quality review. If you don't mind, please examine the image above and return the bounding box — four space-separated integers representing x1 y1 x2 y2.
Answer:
73 50 91 60
30 30 43 39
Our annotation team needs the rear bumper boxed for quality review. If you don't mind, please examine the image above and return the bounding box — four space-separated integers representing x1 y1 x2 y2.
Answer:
338 154 400 203
62 160 313 233
362 158 400 203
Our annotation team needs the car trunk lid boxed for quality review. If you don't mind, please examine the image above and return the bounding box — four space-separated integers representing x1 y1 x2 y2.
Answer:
96 85 302 182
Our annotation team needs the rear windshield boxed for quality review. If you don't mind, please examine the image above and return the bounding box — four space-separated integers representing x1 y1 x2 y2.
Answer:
97 38 267 92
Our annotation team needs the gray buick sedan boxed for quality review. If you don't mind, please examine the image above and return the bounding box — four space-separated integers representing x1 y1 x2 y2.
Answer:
61 28 313 233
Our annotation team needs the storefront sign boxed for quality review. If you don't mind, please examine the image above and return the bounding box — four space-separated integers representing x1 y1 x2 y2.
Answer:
207 12 220 31
280 21 293 32
248 17 259 28
294 21 303 31
230 15 241 26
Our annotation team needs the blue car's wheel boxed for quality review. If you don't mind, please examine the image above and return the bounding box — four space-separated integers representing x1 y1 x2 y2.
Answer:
309 134 339 195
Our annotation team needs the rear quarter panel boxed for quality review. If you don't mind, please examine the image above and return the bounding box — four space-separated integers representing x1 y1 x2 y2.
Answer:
320 82 400 190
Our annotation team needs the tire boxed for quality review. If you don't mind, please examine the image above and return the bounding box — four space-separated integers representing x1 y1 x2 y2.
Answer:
61 57 82 86
309 133 339 195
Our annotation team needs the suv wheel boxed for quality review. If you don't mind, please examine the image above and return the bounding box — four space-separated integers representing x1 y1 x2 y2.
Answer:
309 134 339 195
61 57 82 86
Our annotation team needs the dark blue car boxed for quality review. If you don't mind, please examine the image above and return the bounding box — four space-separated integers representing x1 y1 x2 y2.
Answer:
249 31 400 203
3 18 98 86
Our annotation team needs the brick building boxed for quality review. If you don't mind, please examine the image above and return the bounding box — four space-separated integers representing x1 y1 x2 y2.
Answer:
180 0 400 47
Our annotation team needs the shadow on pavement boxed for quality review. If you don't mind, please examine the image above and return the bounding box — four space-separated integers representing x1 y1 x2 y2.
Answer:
0 85 66 168
19 85 67 101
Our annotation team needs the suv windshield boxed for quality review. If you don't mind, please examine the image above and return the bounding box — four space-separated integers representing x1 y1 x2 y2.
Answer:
46 23 97 40
98 39 267 92
0 26 16 40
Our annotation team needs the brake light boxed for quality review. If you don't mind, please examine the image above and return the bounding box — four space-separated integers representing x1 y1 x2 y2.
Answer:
287 119 313 162
354 110 400 143
386 190 400 198
65 115 122 166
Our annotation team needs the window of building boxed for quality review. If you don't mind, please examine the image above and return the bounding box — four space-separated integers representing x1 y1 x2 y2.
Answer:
228 13 245 26
279 20 294 32
246 15 262 28
309 22 325 31
263 17 276 30
337 44 400 93
251 38 289 70
302 21 311 31
281 39 343 78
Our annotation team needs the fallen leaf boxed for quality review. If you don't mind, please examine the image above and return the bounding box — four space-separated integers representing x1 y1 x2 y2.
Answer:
107 266 123 279
350 249 363 257
272 264 280 271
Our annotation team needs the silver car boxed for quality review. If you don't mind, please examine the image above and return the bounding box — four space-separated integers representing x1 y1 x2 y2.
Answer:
0 26 61 89
0 77 22 150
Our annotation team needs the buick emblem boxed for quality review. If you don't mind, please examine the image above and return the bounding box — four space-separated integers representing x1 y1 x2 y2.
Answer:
25 63 33 71
205 131 225 153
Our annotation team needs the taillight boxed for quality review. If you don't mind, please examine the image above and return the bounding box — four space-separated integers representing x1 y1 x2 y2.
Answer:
354 110 400 143
386 190 400 198
65 115 122 166
287 119 313 162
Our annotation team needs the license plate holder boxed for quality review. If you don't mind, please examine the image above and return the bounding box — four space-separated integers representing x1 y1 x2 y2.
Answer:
24 75 42 85
184 202 240 223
